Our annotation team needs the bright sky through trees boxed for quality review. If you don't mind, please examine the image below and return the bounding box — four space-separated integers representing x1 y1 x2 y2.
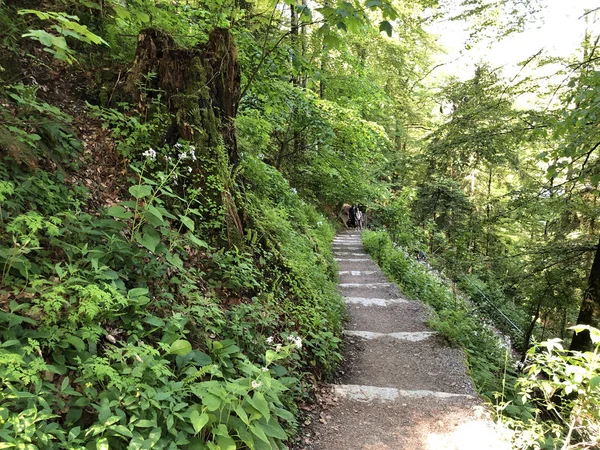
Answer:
429 0 600 80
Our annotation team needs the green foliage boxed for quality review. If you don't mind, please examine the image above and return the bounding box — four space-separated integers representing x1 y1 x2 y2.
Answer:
240 155 344 373
0 84 81 168
499 326 600 449
0 89 344 449
18 9 108 63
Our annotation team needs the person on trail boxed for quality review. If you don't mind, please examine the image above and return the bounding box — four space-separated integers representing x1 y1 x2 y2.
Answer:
417 250 426 262
355 209 363 230
349 205 356 228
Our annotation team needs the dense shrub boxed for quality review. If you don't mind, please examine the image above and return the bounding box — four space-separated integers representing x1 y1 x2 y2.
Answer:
0 84 343 448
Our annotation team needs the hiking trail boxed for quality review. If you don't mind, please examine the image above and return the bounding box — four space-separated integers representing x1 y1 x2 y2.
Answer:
295 231 510 450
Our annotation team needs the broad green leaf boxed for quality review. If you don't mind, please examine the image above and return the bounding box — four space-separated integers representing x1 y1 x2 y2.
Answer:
22 30 55 47
262 418 287 440
169 339 192 356
144 315 165 327
96 438 109 450
190 410 209 434
144 205 166 226
61 376 70 392
234 404 250 425
250 424 270 444
180 215 195 232
111 425 133 438
129 184 152 199
136 225 160 253
128 288 149 298
202 393 222 411
106 206 132 219
590 375 600 389
323 34 340 49
104 415 121 426
65 335 85 351
248 392 270 421
68 426 81 441
188 233 209 249
165 251 184 270
134 419 154 428
217 433 236 450
379 20 393 37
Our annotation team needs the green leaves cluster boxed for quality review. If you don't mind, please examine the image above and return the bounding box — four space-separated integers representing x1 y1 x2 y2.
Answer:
499 326 600 449
19 9 108 63
0 88 343 448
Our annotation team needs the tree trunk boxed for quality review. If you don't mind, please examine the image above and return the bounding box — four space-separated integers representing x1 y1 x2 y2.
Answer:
521 300 541 361
570 235 600 351
124 27 243 245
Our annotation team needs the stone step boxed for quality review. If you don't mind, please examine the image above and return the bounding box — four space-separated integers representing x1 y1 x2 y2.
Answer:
343 297 410 306
304 385 509 450
335 258 372 262
344 300 430 333
339 282 402 299
335 260 380 270
332 246 364 251
340 274 389 284
339 282 395 288
344 330 437 342
333 251 367 255
338 270 378 276
340 336 475 395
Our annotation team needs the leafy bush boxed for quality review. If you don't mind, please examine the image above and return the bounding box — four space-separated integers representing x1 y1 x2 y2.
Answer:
499 326 600 449
0 95 343 448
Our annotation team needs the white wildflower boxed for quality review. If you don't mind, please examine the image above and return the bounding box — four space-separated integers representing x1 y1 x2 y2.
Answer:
178 151 187 160
135 354 143 363
317 221 322 226
251 380 262 389
187 166 193 173
174 143 182 149
294 337 302 349
262 366 269 372
143 148 157 160
189 148 197 161
266 336 274 344
287 335 295 342
275 344 282 352
258 153 264 159
290 188 297 194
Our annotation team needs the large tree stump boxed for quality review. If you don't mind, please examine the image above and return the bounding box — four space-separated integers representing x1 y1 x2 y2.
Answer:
124 27 243 244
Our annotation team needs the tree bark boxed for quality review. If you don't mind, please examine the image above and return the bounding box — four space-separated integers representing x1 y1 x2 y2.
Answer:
124 27 243 245
570 235 600 351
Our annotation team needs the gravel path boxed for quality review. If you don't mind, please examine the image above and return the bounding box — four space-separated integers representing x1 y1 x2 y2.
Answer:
293 231 510 450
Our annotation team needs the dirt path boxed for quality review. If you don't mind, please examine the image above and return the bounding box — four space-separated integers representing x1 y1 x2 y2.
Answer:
294 231 510 450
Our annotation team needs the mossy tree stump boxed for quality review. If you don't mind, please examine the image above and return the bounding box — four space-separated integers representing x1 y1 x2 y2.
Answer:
125 27 243 245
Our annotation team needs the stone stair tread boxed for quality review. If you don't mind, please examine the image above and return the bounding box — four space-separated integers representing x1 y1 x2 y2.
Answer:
344 330 436 342
302 386 509 450
345 301 430 332
340 335 475 395
338 282 402 298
